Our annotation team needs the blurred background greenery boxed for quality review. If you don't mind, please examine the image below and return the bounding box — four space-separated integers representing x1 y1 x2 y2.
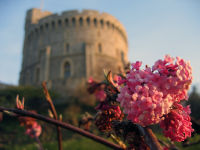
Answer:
0 85 200 150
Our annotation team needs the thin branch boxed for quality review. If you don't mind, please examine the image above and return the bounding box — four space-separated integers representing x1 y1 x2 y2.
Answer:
42 82 58 119
182 139 200 147
0 106 123 150
137 126 163 150
42 82 62 150
159 139 180 150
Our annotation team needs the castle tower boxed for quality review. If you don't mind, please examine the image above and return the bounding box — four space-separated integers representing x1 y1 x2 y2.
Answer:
19 8 128 95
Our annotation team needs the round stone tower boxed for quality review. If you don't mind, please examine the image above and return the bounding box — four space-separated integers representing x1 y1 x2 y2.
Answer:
19 8 128 94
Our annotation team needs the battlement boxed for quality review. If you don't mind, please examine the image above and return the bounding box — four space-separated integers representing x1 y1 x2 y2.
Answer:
25 9 127 44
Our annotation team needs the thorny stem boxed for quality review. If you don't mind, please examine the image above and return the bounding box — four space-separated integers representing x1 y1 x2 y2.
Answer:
42 82 62 150
0 106 124 150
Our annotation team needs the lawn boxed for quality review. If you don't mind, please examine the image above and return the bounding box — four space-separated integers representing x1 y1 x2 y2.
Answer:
4 136 111 150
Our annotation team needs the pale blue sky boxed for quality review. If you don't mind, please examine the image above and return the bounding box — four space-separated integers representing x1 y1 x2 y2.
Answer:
0 0 199 89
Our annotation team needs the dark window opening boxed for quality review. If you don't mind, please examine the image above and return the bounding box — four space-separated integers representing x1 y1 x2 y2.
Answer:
106 21 110 28
45 23 49 29
58 20 62 26
65 18 69 26
94 18 97 27
52 21 55 28
86 17 90 26
72 17 76 26
35 28 38 33
64 62 71 78
40 25 43 32
100 19 104 27
79 17 83 26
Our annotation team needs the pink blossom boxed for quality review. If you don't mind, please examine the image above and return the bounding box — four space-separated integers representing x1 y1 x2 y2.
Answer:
160 104 194 142
152 55 192 102
117 55 192 127
131 61 142 70
88 77 94 83
113 75 121 82
25 122 42 138
95 90 107 102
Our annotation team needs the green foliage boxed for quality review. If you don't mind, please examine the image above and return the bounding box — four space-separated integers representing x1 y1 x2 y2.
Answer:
0 86 59 112
156 133 200 150
0 86 100 149
187 86 200 120
4 136 111 150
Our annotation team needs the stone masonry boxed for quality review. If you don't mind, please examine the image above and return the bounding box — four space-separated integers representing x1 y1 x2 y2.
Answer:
19 8 128 95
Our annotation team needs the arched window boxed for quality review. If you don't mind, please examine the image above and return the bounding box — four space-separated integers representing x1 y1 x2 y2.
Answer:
35 28 38 34
40 25 43 32
65 18 69 26
64 62 71 78
94 18 97 27
106 21 110 28
79 17 83 26
45 23 49 29
58 19 62 26
51 21 55 29
86 17 90 26
98 43 102 53
72 17 76 26
100 19 104 27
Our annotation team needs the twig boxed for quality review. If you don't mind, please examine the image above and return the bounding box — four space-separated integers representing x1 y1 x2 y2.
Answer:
42 82 62 150
35 136 44 150
144 127 163 150
182 139 200 147
137 125 163 150
0 106 123 150
159 139 180 150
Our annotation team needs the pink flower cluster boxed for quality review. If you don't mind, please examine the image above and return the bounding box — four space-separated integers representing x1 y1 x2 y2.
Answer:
117 55 192 129
16 96 42 138
160 103 193 142
25 121 42 138
88 77 107 102
95 90 107 102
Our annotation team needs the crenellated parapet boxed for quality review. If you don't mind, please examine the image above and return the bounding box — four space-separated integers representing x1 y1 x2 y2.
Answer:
26 9 127 45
